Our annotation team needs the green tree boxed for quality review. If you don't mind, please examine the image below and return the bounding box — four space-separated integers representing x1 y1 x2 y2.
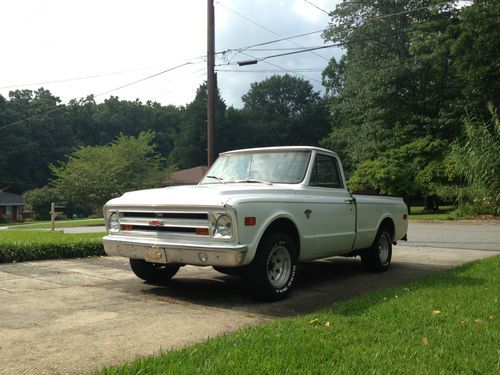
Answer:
321 0 462 171
444 107 500 215
0 89 75 192
242 74 330 146
23 186 63 220
349 137 449 212
170 83 227 168
51 131 170 213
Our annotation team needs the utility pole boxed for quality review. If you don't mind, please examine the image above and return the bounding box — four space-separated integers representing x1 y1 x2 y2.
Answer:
207 0 215 167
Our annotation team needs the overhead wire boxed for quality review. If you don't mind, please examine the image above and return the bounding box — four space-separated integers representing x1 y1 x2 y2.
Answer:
217 12 500 67
0 60 204 131
303 0 330 15
215 1 331 62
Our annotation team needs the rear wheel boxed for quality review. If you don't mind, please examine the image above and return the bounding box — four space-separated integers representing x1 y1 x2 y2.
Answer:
245 232 297 301
361 227 392 272
129 259 180 283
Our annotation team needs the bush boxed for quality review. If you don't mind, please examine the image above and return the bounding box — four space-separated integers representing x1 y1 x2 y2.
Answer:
0 231 105 263
445 107 500 215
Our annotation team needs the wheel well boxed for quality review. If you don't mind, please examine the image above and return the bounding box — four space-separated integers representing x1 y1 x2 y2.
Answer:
380 217 395 240
261 218 300 257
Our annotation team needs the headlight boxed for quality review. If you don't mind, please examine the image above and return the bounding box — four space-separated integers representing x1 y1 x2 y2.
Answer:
109 212 120 231
215 214 232 237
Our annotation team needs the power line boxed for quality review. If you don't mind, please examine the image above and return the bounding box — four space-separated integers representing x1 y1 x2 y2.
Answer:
0 61 204 131
93 61 201 98
216 30 324 55
217 68 324 73
0 65 168 90
239 51 323 84
219 12 500 67
303 0 330 15
215 1 331 62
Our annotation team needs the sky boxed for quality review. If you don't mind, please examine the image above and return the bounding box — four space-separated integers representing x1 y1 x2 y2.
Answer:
0 0 343 108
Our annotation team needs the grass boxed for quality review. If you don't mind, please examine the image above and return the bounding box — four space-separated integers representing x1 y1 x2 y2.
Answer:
409 205 457 220
0 230 105 263
1 218 105 229
95 255 499 375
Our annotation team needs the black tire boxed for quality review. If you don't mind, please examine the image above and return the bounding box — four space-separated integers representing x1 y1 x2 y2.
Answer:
245 232 297 301
361 227 392 272
129 258 180 283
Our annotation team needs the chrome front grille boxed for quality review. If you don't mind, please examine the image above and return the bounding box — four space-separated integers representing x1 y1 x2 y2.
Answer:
118 210 210 237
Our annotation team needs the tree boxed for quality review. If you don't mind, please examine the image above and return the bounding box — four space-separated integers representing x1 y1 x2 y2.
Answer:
242 74 330 146
0 89 74 193
444 106 500 215
321 1 462 170
348 137 449 212
23 186 63 220
169 83 227 168
51 131 170 213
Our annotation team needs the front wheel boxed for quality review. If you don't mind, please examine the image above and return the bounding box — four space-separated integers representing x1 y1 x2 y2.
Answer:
129 259 180 283
245 232 297 301
361 227 392 272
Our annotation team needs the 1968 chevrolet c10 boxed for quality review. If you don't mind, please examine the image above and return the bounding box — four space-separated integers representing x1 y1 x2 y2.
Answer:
103 146 408 300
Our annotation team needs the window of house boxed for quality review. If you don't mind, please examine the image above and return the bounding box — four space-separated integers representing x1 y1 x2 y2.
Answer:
310 154 343 188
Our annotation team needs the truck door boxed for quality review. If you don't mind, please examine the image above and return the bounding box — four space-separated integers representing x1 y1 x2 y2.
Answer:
307 153 356 256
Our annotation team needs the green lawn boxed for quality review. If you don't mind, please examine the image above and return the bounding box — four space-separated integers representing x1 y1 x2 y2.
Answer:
95 255 499 375
409 205 457 220
1 218 105 229
0 230 105 263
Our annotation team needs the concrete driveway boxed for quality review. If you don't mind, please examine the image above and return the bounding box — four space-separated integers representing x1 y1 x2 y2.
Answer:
0 222 499 374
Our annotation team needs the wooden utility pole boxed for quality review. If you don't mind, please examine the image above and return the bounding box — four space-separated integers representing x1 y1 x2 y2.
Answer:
207 0 215 166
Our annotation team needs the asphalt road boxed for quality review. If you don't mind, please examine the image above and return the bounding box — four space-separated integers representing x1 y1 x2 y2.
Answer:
62 221 500 252
0 221 499 374
406 221 500 251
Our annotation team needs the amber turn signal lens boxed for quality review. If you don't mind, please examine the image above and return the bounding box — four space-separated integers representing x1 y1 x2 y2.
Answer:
244 217 256 226
196 228 209 236
121 224 133 231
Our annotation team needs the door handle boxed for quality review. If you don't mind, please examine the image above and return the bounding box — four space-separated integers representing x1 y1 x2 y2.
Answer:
344 198 355 204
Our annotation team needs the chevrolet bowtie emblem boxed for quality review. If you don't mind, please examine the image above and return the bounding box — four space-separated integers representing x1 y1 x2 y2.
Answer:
149 220 163 226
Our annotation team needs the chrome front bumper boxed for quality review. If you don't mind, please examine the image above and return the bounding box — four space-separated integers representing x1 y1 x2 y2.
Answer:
102 235 248 267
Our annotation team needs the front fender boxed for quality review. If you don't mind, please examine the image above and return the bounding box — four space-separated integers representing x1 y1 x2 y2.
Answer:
235 202 312 265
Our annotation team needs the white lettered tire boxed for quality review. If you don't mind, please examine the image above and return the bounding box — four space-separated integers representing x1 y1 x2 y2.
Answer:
246 232 297 301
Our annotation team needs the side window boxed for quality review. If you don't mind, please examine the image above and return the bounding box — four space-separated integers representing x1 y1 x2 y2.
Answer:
310 154 343 188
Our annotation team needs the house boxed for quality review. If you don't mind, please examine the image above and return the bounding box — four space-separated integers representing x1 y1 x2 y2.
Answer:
164 166 208 186
0 192 24 221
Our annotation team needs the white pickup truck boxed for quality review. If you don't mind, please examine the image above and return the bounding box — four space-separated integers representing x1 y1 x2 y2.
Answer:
103 146 408 300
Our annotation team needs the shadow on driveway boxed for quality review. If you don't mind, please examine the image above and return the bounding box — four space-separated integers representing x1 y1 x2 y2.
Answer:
126 257 456 318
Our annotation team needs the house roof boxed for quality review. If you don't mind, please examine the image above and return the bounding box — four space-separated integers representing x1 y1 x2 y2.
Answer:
0 192 23 206
166 166 208 185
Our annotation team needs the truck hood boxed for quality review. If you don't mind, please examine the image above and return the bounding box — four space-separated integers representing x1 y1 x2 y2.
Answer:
105 184 296 208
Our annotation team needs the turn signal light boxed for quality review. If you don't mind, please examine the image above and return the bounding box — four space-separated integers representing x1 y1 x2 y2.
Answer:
121 224 133 231
244 217 256 226
196 228 209 236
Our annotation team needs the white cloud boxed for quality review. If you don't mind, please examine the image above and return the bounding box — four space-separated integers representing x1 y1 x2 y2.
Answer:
0 0 343 108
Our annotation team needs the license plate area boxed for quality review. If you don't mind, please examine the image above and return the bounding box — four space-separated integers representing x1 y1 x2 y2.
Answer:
144 248 167 263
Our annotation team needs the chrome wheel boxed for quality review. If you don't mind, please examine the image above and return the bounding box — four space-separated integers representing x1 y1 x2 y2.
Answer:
266 244 292 289
378 233 390 266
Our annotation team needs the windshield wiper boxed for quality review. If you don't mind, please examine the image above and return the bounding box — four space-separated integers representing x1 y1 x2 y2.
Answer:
235 179 273 185
205 175 224 183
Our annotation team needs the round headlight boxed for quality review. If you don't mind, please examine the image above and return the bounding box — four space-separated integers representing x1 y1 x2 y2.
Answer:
215 214 232 236
109 212 120 231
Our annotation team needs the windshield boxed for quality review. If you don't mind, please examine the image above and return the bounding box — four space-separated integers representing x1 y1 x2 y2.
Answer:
200 151 311 184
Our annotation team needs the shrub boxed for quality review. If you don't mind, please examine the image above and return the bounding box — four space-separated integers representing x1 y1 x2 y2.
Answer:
0 231 105 263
